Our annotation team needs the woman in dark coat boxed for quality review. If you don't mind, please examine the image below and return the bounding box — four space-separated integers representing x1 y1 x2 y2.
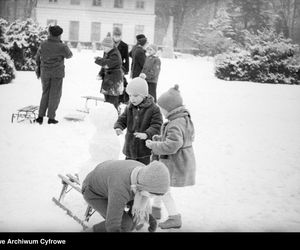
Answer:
112 27 130 104
95 37 123 110
129 34 147 79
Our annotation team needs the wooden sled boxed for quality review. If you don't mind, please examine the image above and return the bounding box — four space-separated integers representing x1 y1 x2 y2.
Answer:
52 174 95 230
11 105 39 123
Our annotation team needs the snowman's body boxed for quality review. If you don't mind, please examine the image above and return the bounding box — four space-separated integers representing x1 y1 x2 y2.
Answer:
78 102 121 181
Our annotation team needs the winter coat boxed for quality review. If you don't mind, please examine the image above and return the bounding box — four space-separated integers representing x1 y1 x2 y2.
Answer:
82 160 145 232
129 45 146 78
35 35 73 78
141 55 161 83
95 47 123 96
114 96 163 160
116 40 129 75
150 106 196 187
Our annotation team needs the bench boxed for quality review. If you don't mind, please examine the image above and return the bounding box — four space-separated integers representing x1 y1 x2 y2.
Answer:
11 105 39 123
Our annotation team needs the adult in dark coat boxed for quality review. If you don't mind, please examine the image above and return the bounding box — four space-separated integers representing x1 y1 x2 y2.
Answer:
114 77 163 165
95 37 123 110
129 34 147 79
112 27 130 104
35 25 73 125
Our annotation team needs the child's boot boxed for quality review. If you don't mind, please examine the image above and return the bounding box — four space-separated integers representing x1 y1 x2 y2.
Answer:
151 206 162 220
158 214 182 229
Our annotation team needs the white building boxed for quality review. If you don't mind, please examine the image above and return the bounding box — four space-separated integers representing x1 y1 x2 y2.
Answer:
35 0 155 45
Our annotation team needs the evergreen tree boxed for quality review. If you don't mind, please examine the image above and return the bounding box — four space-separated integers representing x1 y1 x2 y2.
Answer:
227 0 272 33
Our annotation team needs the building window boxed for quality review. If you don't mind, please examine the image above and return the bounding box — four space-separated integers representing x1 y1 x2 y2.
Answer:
47 19 57 26
70 0 80 5
135 25 144 38
91 22 101 42
69 21 79 41
136 1 145 9
49 0 57 3
92 0 102 6
114 0 123 8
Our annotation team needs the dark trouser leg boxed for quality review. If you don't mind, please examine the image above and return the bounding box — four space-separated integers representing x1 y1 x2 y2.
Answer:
82 186 134 232
38 78 51 117
104 95 120 111
119 77 129 104
147 82 157 103
47 78 63 119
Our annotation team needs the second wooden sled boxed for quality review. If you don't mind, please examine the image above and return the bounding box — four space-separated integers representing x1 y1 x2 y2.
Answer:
52 174 95 230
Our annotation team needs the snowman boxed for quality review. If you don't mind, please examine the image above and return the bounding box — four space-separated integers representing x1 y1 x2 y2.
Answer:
77 102 121 181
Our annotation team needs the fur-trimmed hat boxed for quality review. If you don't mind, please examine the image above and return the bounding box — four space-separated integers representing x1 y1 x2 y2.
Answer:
126 76 148 97
136 161 170 195
113 27 122 36
49 25 63 37
157 84 183 112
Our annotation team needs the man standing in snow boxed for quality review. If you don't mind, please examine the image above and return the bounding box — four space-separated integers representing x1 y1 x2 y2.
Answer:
35 25 73 125
81 159 170 232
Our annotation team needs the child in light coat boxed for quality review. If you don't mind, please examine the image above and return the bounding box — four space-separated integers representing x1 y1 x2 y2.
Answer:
146 85 196 229
140 44 161 102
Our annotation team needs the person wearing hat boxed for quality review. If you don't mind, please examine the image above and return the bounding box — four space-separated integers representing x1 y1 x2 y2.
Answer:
95 36 123 111
114 76 162 165
129 34 148 78
112 27 130 105
140 44 161 102
81 159 170 232
34 25 73 125
145 84 196 230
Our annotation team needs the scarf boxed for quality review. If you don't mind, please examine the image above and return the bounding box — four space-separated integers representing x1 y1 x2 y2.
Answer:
130 167 151 230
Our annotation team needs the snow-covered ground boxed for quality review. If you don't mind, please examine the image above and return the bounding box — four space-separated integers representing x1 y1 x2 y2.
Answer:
0 49 300 232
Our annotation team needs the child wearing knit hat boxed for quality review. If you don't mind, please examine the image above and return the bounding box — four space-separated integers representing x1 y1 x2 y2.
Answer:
140 44 161 102
145 84 196 229
82 159 170 232
114 76 163 165
95 36 123 111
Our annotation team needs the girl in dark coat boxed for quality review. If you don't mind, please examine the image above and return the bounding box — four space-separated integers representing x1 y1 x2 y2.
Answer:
95 37 123 110
112 27 130 104
114 76 163 165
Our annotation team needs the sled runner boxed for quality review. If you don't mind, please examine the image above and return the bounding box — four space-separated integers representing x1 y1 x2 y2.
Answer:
11 105 39 123
52 174 95 230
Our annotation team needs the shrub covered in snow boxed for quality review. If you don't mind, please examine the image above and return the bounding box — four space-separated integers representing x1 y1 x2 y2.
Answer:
215 29 300 84
0 50 16 85
4 19 47 71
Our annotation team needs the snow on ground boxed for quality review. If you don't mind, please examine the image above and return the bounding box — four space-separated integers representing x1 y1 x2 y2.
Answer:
0 49 300 232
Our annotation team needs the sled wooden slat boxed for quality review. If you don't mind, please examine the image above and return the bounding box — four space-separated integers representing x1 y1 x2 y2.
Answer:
58 174 82 193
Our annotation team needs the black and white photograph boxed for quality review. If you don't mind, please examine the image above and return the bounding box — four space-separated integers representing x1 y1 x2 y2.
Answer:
0 0 300 239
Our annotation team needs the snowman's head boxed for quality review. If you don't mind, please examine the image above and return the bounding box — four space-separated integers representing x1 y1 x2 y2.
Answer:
88 102 118 130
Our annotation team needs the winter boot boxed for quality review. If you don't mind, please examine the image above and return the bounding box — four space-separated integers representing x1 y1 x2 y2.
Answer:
151 206 162 220
148 214 157 232
34 117 43 125
158 214 182 229
48 119 59 124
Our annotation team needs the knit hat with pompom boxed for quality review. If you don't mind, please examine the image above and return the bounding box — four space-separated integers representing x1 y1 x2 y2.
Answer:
136 161 170 195
101 37 114 49
157 84 183 112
